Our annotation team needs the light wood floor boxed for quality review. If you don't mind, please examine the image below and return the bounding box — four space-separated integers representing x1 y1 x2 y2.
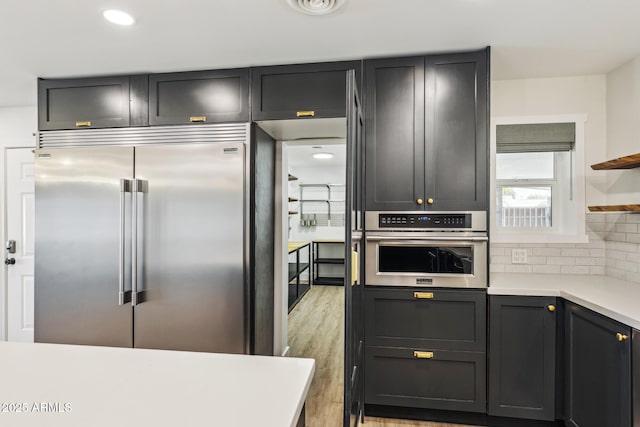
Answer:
288 285 477 427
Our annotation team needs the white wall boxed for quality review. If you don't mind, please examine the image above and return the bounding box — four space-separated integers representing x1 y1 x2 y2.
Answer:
0 106 37 340
605 55 640 205
492 75 608 207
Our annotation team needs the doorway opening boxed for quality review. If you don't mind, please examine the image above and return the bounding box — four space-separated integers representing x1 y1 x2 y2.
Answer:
259 118 348 426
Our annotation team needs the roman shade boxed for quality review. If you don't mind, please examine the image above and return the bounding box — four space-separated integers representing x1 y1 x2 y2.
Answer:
496 122 575 153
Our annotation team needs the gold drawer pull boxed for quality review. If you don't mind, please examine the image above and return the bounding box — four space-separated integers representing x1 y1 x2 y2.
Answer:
296 110 315 117
616 333 628 342
547 304 556 312
416 198 423 205
427 198 434 205
189 116 207 123
413 351 434 359
75 121 91 127
414 292 434 299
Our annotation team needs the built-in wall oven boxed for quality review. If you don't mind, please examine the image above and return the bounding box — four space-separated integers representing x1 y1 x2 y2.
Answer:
365 211 487 288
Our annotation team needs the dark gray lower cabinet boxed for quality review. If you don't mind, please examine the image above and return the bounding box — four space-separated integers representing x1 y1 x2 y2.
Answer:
488 296 557 421
565 302 631 427
363 287 486 413
365 346 486 413
634 329 640 427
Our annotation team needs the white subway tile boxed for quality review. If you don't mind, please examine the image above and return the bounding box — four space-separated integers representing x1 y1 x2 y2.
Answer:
624 214 640 224
606 267 626 280
561 266 589 274
533 247 561 256
587 223 607 232
504 265 533 273
625 271 640 283
491 243 516 248
616 223 638 233
548 257 576 265
575 257 605 266
490 248 506 256
608 250 627 261
589 266 605 275
490 264 505 273
607 232 626 242
590 249 606 257
527 256 547 265
551 243 577 248
626 233 640 244
521 243 547 248
626 252 640 264
585 213 606 223
532 265 561 274
615 260 638 272
613 241 637 253
490 255 511 265
561 248 590 257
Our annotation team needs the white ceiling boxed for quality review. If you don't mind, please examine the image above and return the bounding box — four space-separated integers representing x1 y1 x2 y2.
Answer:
1 0 640 107
286 139 346 168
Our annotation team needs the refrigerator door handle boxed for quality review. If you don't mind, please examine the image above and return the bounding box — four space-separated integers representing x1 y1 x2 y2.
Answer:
131 179 147 306
119 179 132 306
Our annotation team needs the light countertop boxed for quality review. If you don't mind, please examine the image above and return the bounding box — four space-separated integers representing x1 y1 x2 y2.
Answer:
288 241 310 253
490 273 640 330
0 342 314 427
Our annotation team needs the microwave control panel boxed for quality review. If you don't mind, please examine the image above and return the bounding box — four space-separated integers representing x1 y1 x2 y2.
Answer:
379 213 471 229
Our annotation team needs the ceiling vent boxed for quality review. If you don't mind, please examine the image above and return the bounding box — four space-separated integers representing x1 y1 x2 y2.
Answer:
287 0 347 15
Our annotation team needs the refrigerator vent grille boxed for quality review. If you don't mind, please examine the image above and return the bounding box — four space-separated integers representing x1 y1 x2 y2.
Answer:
39 123 249 148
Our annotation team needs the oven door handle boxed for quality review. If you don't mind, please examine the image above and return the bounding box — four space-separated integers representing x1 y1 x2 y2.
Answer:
365 235 488 242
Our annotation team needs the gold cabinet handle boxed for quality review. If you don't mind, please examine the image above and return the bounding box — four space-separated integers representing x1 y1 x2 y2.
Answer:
427 198 434 205
416 198 423 205
547 304 556 312
75 121 91 127
189 116 207 123
413 292 433 299
296 111 315 117
413 351 434 359
616 333 629 342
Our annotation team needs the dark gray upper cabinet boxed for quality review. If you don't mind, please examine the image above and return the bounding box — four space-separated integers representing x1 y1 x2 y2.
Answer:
488 295 557 421
251 61 361 121
38 76 148 130
365 48 489 212
149 69 250 125
364 57 426 211
565 302 631 427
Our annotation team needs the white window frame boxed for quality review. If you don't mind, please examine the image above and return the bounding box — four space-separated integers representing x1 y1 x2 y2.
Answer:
491 115 588 243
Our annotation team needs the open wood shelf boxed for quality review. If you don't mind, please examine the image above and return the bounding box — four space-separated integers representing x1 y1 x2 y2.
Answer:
591 153 640 170
588 204 640 212
288 210 298 215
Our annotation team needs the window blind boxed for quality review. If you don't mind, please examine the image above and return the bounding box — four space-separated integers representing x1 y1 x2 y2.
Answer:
496 122 575 153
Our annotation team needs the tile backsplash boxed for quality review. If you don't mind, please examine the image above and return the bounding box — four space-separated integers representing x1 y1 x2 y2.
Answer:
490 213 640 283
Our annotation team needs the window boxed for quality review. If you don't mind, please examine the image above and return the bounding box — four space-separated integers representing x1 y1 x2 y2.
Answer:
492 118 586 243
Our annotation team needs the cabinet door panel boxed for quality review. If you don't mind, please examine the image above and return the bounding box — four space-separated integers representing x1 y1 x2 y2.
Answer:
365 346 486 413
488 296 556 421
251 61 361 120
364 287 486 351
38 76 131 130
365 57 425 211
566 302 631 427
425 50 488 211
149 69 249 125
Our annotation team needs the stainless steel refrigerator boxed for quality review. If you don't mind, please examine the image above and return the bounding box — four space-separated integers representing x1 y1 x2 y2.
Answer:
34 124 250 353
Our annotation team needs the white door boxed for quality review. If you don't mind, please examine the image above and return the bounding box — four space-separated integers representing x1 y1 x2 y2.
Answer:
6 148 35 342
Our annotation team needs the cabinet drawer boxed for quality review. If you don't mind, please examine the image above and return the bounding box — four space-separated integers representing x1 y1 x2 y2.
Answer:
365 346 486 413
364 288 486 351
149 69 249 125
251 61 361 120
38 76 134 130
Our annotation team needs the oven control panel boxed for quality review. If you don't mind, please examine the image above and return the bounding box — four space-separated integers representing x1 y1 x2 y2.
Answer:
379 213 471 229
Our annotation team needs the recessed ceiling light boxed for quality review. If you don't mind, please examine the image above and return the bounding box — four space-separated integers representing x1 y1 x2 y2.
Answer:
287 0 347 16
313 152 334 160
103 9 135 26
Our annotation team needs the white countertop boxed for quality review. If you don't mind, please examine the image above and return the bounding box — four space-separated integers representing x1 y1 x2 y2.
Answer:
490 273 640 330
0 342 314 427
